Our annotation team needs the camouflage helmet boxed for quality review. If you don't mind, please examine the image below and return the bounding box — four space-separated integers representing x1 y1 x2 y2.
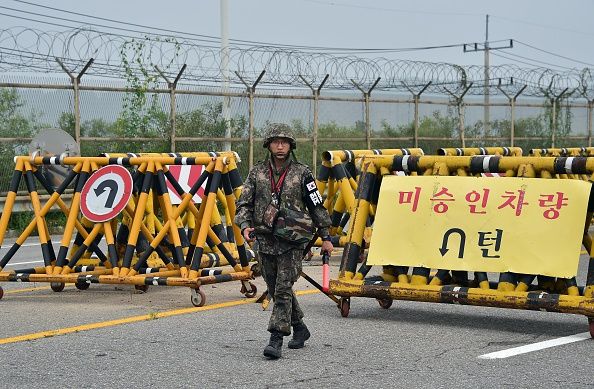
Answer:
263 123 296 149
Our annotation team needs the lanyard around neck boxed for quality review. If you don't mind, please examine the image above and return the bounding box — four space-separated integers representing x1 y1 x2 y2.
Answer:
269 162 290 196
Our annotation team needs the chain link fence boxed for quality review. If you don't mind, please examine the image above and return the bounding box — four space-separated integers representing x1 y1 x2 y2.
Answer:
1 72 593 193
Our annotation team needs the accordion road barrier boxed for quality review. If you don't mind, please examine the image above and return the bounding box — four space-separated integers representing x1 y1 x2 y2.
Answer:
326 153 594 337
0 152 257 307
315 148 425 248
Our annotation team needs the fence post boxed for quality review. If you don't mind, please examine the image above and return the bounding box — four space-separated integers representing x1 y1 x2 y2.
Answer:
551 97 557 148
299 74 329 174
351 78 380 150
497 81 527 147
402 81 431 148
444 83 472 148
236 70 265 169
155 65 187 152
550 88 570 148
55 58 94 148
588 99 594 147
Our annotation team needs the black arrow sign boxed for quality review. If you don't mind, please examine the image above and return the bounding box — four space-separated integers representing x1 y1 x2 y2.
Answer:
439 228 466 258
94 179 118 208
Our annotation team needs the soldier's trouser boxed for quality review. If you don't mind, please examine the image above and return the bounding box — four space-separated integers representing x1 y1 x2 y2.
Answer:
260 249 304 335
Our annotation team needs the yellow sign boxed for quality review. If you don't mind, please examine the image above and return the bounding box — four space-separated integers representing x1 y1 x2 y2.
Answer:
367 176 590 278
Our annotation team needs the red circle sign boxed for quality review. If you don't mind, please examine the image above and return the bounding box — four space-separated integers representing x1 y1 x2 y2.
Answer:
80 165 133 222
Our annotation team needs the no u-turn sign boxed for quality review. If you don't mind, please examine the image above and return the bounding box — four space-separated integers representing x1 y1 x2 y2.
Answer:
80 165 133 222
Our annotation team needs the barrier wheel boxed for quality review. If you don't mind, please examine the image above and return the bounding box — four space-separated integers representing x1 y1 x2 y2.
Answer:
243 282 258 298
50 282 65 292
135 285 149 293
377 298 393 309
75 281 90 291
191 288 206 307
339 298 350 318
0 286 3 300
589 318 594 339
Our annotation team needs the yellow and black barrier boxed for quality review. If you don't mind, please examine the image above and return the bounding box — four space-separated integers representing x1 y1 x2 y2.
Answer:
530 148 593 183
315 148 515 249
315 148 424 247
328 154 594 337
529 147 594 157
437 146 523 157
0 152 257 307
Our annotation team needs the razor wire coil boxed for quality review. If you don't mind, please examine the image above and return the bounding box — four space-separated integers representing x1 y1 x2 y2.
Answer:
0 26 593 98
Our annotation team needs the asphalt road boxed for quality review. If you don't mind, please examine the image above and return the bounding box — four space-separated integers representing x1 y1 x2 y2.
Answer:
0 241 593 388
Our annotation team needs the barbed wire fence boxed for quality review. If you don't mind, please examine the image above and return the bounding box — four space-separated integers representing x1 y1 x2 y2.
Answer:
1 26 594 191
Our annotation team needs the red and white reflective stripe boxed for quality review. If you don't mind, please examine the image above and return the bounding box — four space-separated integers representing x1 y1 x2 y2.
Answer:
166 165 205 205
481 172 504 177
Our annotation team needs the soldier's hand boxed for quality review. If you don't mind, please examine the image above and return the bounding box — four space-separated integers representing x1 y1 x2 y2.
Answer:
321 240 334 254
243 227 255 242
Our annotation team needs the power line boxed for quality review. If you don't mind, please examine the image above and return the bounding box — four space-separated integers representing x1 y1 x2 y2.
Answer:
490 51 570 71
0 5 222 45
0 11 94 33
497 50 577 70
491 15 594 38
515 40 594 68
305 43 466 54
490 52 541 68
10 1 254 46
302 0 483 17
0 11 241 54
7 0 467 53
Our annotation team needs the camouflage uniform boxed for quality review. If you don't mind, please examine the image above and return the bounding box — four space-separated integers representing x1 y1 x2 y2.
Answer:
235 136 330 336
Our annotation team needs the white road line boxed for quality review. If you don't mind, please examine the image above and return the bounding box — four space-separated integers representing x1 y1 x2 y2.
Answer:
3 239 76 248
478 332 591 359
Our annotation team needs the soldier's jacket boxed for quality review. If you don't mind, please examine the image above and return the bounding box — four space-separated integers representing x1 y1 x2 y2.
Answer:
235 157 331 255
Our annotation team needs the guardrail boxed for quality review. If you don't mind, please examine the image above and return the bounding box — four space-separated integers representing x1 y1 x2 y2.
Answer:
0 191 73 213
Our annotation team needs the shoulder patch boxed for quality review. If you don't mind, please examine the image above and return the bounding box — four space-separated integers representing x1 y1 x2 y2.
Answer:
303 172 323 209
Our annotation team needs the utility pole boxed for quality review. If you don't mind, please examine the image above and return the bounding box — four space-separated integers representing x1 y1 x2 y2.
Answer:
221 0 231 151
463 18 513 137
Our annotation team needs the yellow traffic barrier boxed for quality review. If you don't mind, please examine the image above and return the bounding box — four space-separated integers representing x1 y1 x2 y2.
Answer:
0 153 257 307
315 148 424 247
529 148 593 182
328 154 594 337
529 147 594 157
438 146 523 156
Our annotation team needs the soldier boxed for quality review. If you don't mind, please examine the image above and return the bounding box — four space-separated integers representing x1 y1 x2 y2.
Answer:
235 123 334 360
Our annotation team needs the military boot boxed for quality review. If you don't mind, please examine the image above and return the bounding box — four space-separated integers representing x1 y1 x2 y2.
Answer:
263 331 284 359
287 323 311 349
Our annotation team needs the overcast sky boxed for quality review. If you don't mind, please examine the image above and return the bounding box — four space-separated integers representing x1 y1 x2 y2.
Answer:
1 0 593 71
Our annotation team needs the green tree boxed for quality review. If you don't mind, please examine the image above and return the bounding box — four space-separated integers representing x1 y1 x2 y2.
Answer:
0 88 44 192
83 118 113 138
58 112 76 138
109 36 181 152
176 101 248 156
58 112 119 154
0 88 39 139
